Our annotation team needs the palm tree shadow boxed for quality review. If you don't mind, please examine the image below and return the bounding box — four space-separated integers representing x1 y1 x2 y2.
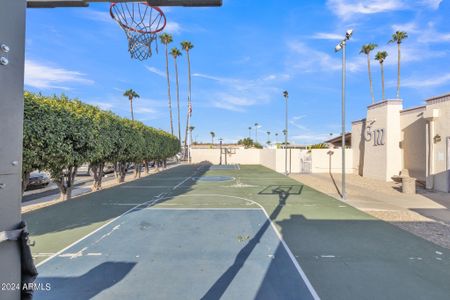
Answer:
200 191 289 300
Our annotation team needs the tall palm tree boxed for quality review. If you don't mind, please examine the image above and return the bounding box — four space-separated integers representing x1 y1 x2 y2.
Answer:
123 89 139 121
210 131 215 144
248 126 252 138
360 43 378 104
170 47 182 143
388 31 408 99
266 131 271 144
375 51 388 100
254 123 259 143
181 41 194 150
160 33 174 134
275 133 279 144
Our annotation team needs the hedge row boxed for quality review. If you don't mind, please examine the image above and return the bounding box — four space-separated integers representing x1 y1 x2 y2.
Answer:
23 92 180 199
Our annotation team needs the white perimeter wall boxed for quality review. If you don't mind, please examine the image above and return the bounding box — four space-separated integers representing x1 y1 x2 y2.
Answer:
310 149 354 174
190 147 353 174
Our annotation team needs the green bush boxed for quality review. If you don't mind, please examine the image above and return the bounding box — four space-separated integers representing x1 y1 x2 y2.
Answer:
23 91 180 199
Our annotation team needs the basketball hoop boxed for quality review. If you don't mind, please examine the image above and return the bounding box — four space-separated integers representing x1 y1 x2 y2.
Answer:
110 2 167 61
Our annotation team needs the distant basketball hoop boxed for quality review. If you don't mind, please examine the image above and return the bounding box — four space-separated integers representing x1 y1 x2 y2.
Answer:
110 2 167 61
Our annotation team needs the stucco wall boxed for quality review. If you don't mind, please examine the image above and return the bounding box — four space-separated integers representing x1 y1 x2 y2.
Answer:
400 107 427 181
426 97 450 192
310 149 354 173
259 149 276 170
363 100 403 181
352 120 366 176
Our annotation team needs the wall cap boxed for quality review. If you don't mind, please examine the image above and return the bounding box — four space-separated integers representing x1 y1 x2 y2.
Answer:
425 93 450 104
400 105 426 114
367 99 403 110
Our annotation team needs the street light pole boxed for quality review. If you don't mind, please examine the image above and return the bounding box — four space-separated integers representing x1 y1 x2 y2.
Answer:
335 29 353 200
283 91 289 176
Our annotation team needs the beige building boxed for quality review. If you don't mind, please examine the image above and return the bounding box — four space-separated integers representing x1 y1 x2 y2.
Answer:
352 94 450 193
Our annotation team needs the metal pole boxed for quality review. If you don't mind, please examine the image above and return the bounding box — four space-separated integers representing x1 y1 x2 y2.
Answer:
284 93 288 175
219 139 223 165
0 1 26 299
341 41 346 200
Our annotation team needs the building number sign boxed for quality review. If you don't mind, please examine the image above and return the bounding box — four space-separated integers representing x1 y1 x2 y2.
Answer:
365 127 385 146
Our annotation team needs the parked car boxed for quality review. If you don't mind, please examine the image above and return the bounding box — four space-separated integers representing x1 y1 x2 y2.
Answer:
77 163 115 176
26 171 51 190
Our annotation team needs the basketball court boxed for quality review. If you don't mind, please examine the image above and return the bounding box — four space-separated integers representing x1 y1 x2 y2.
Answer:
23 163 450 299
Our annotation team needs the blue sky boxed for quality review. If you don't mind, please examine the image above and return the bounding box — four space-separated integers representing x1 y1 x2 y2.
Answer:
25 0 450 144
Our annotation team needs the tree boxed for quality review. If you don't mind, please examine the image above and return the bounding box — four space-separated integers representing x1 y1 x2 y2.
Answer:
170 47 182 144
210 131 215 144
237 138 255 148
388 31 408 99
360 43 378 104
123 89 139 121
248 126 252 138
254 123 259 142
160 33 174 134
375 51 388 100
266 131 271 144
275 132 279 144
181 40 194 152
189 126 195 149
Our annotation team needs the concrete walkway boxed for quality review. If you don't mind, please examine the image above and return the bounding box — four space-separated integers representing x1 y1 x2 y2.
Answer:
291 173 450 249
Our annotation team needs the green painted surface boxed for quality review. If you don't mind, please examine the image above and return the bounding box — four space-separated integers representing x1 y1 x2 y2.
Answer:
24 164 450 299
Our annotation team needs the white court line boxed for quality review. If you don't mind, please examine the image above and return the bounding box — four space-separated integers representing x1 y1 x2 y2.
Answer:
36 194 164 268
154 193 320 300
120 186 176 189
144 207 261 211
173 176 193 190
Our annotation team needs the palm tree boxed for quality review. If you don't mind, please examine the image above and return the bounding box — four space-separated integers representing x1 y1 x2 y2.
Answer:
360 43 378 104
266 131 271 144
123 89 139 121
254 123 259 142
210 131 215 144
160 33 174 134
375 51 388 100
248 126 252 138
170 47 182 143
275 132 279 144
181 41 194 150
388 31 408 99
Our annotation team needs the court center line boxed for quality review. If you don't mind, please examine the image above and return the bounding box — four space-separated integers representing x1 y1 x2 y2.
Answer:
143 207 261 211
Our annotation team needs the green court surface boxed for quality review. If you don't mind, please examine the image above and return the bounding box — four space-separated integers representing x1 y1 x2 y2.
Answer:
24 163 450 299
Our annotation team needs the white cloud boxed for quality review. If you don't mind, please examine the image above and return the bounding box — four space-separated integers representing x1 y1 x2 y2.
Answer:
311 32 346 40
193 72 281 112
289 115 308 131
145 66 166 78
90 101 114 110
327 0 405 20
134 107 158 114
400 73 450 88
286 41 365 73
80 9 114 24
164 21 182 34
24 60 94 90
327 0 441 20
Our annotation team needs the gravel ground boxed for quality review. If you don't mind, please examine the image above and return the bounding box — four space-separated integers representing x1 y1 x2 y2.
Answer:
291 173 450 250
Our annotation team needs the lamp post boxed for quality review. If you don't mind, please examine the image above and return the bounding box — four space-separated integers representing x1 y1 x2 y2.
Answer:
219 138 223 165
335 29 353 200
283 91 289 176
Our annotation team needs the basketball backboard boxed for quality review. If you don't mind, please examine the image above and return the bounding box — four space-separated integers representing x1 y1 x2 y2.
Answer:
27 0 222 8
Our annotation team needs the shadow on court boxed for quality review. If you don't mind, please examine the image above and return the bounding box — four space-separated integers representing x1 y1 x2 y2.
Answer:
200 188 314 300
24 163 211 238
35 262 135 299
